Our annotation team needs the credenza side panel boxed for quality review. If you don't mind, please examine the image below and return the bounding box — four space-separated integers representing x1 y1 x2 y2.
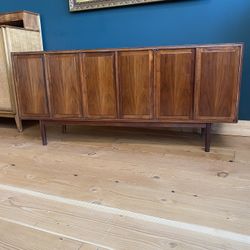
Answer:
13 54 49 117
80 52 117 118
46 53 83 118
155 49 195 120
194 46 242 122
118 50 153 119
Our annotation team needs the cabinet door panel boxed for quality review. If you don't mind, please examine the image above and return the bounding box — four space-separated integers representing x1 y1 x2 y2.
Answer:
155 49 194 119
81 52 117 118
194 47 242 121
46 54 82 118
118 50 153 119
13 55 49 117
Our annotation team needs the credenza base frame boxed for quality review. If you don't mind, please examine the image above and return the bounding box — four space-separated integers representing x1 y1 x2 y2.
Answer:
38 120 212 152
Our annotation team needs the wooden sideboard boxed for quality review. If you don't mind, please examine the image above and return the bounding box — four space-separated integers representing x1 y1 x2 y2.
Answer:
12 44 243 151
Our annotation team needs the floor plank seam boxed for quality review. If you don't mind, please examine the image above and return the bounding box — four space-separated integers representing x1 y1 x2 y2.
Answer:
0 216 113 250
0 183 249 245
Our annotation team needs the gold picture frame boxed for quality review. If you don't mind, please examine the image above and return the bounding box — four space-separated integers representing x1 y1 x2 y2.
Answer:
69 0 167 12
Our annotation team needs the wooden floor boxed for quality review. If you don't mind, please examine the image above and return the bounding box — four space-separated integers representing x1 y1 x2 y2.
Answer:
0 119 250 250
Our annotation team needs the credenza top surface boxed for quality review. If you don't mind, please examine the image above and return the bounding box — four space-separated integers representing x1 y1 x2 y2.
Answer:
11 43 244 56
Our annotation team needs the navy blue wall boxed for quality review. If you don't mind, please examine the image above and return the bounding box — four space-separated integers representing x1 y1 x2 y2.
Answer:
1 0 250 119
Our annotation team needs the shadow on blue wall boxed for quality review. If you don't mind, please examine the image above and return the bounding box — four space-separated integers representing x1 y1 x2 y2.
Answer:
0 0 249 119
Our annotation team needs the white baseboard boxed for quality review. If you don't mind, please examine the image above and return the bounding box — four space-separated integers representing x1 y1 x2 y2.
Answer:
212 120 250 137
155 120 250 137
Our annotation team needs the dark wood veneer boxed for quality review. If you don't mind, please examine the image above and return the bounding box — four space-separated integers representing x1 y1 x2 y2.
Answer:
13 54 49 117
45 53 83 118
194 47 241 121
80 52 117 118
118 50 153 119
12 44 244 152
155 49 195 120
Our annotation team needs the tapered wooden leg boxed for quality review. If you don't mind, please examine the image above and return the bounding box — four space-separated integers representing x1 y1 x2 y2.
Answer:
204 123 211 152
15 114 23 132
39 120 47 145
62 125 67 134
201 127 205 137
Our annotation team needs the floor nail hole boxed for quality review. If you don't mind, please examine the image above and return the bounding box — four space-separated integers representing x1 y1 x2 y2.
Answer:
169 242 178 248
153 176 160 179
217 171 229 178
88 152 96 156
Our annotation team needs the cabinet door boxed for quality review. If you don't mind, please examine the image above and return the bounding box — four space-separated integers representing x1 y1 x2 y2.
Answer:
194 46 242 122
46 53 82 118
81 52 117 118
13 54 49 117
155 49 194 120
118 50 153 119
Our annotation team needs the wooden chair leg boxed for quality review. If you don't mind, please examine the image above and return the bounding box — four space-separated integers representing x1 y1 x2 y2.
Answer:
62 125 67 134
204 123 211 152
39 120 47 145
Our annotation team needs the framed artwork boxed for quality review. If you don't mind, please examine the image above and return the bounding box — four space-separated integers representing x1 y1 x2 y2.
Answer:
69 0 167 12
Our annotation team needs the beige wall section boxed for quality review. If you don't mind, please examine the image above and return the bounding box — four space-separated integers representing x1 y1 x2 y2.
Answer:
0 28 12 111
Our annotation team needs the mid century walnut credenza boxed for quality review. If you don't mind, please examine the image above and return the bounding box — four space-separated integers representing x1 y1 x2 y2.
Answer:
11 44 243 151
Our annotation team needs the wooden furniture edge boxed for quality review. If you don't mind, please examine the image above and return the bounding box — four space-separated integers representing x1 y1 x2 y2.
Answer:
0 10 40 16
0 10 41 32
11 43 244 55
0 25 41 32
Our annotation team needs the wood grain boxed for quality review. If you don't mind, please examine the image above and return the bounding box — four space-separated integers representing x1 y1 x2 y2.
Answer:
12 43 243 136
13 55 49 117
0 188 249 250
194 46 242 121
0 123 250 248
118 50 153 119
0 124 250 236
0 219 103 250
11 43 243 55
0 11 41 31
155 49 194 120
46 53 83 118
80 52 117 118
